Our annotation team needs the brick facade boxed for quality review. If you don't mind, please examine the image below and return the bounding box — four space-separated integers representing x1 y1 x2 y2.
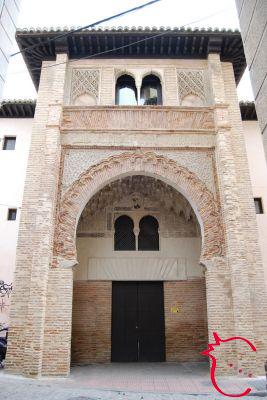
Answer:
5 48 267 378
164 280 208 362
71 280 207 365
72 281 111 364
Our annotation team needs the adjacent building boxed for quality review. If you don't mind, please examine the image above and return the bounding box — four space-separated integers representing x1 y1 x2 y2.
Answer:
235 1 267 157
1 27 267 378
0 0 21 98
0 100 34 324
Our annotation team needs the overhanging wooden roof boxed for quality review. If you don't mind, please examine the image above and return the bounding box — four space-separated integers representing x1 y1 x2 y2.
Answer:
16 26 246 90
0 100 36 118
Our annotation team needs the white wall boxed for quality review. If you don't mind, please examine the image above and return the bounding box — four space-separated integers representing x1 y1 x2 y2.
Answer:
75 236 202 281
243 120 267 289
0 117 32 323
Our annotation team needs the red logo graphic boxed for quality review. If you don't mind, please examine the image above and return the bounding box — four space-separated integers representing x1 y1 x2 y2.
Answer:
201 332 256 397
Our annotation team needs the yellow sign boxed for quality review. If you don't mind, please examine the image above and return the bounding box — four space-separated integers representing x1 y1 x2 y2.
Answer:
171 306 180 314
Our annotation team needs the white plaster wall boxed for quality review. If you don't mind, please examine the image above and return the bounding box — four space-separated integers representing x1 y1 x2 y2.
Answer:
75 236 202 281
243 120 267 289
0 118 32 323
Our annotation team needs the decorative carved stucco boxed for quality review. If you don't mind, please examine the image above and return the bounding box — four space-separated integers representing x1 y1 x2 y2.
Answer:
177 70 206 103
62 149 124 192
61 106 214 131
62 149 216 195
77 175 199 238
54 151 224 262
71 69 100 103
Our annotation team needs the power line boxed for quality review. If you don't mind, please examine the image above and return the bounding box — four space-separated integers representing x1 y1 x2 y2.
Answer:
29 7 231 73
11 0 161 57
8 7 231 77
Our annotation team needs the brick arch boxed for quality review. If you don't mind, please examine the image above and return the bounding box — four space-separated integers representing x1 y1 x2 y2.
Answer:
54 151 224 264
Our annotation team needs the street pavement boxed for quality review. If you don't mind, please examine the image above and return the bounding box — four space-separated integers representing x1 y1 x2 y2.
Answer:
0 362 266 400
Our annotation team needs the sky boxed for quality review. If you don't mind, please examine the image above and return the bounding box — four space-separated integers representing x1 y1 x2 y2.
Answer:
3 0 254 100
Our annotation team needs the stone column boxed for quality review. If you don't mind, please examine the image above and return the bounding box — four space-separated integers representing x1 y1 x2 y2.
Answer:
209 53 267 375
136 77 141 105
6 53 68 377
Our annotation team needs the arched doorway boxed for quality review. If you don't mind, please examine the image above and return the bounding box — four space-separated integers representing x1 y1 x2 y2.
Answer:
36 151 225 375
71 175 208 364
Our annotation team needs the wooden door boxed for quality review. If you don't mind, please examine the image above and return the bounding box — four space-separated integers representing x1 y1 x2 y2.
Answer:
111 281 165 362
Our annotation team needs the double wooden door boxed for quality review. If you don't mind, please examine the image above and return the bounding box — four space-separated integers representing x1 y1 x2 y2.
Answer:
111 282 165 362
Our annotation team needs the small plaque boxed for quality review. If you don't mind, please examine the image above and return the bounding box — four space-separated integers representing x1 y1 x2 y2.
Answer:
171 306 180 314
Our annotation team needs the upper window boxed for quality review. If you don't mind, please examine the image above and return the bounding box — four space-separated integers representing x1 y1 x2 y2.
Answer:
114 215 136 251
115 74 137 105
254 198 264 214
3 136 16 150
138 215 159 251
140 75 162 105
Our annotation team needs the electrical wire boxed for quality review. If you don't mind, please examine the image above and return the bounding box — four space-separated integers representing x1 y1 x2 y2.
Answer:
8 7 231 76
32 7 231 72
11 0 161 57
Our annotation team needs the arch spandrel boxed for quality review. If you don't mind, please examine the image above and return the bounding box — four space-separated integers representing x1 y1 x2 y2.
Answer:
54 151 224 265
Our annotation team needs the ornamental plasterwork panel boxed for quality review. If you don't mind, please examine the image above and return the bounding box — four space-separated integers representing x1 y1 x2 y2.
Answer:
177 69 206 104
157 150 216 195
62 149 216 196
62 149 124 193
77 175 199 238
70 69 100 104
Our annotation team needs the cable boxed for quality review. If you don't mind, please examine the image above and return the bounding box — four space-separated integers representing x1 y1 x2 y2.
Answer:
8 7 231 77
11 0 161 57
29 7 231 73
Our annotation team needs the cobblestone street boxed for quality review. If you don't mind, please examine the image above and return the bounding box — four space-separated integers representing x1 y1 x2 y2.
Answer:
1 363 266 400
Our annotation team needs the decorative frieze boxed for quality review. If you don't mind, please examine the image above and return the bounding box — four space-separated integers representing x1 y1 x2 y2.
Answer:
61 106 215 131
62 149 216 196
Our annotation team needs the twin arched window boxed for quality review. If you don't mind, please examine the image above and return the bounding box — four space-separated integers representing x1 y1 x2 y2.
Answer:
114 215 136 250
114 215 159 251
115 75 137 106
140 75 162 105
115 74 162 106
